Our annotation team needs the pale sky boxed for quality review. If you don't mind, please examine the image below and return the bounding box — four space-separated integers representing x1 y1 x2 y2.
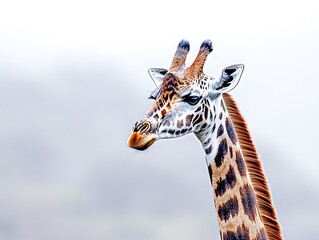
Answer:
0 0 318 239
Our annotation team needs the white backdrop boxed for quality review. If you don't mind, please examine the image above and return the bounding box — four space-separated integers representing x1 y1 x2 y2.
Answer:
0 0 318 239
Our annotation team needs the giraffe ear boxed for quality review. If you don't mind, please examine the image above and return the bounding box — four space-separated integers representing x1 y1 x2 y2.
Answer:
213 64 244 93
148 68 168 87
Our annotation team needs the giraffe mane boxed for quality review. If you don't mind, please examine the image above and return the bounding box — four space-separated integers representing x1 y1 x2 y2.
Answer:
223 93 283 240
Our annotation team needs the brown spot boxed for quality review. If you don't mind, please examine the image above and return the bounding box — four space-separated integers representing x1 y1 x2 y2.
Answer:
240 184 257 222
177 119 183 128
215 166 237 197
217 124 224 137
236 151 246 176
222 224 249 240
225 166 236 189
214 139 228 167
225 117 237 144
215 177 226 197
161 109 167 116
218 197 239 222
185 114 193 126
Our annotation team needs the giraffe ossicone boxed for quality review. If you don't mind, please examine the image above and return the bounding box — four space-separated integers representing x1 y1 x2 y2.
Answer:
127 40 283 240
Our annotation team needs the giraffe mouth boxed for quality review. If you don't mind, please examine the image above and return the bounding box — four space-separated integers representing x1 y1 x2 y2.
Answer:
127 132 157 151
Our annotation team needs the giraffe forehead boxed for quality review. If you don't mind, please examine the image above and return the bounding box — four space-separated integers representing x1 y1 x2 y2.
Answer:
160 71 210 95
155 76 184 105
148 73 210 118
160 73 184 91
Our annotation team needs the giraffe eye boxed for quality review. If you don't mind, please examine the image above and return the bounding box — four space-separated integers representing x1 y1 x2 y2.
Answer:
183 95 201 105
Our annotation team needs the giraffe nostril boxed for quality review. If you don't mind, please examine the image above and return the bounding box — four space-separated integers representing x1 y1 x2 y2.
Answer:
137 122 150 133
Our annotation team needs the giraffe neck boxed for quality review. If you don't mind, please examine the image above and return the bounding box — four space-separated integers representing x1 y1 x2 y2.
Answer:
196 97 268 240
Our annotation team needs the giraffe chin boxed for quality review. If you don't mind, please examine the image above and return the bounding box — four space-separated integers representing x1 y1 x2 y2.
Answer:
127 132 157 151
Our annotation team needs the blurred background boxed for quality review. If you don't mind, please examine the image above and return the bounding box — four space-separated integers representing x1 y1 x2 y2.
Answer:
0 0 318 239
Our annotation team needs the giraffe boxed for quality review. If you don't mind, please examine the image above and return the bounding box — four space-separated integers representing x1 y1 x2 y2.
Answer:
127 40 283 240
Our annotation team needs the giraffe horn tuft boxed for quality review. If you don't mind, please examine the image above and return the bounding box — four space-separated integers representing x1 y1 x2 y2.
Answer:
176 39 190 54
200 39 213 53
169 39 190 72
186 39 213 78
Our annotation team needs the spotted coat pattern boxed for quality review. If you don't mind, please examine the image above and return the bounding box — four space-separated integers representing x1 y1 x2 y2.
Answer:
203 98 266 240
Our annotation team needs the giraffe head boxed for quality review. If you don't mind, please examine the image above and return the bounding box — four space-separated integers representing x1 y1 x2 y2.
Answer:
127 40 244 150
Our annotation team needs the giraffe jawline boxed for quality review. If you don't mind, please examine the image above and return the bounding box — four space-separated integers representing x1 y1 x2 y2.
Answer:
137 138 156 150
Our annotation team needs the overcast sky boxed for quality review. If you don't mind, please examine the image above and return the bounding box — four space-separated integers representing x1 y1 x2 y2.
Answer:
0 0 319 239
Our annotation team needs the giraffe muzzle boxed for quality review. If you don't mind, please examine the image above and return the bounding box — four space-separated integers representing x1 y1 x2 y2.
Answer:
127 121 157 150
